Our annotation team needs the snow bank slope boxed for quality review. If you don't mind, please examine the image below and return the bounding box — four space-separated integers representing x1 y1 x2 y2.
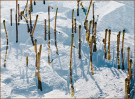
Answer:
1 1 134 98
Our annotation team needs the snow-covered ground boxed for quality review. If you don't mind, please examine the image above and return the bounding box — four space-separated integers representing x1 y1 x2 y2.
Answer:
1 1 134 98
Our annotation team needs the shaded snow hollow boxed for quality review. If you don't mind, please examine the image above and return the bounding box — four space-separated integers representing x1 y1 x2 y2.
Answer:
1 1 134 98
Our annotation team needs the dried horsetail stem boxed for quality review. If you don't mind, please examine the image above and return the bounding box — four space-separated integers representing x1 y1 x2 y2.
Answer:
122 29 125 53
3 20 8 67
34 39 37 67
10 9 12 26
18 4 20 25
74 18 76 33
117 32 121 70
92 2 95 35
121 29 125 70
37 46 42 70
93 22 97 52
45 19 47 40
31 15 38 37
37 52 42 91
128 59 132 79
93 2 95 24
36 44 42 64
25 0 28 17
22 0 28 20
127 78 130 99
88 21 92 42
79 25 81 59
38 70 42 91
80 2 87 15
125 77 131 98
70 33 74 97
88 36 91 47
85 20 88 41
3 20 8 44
105 29 108 59
90 36 94 75
30 0 33 12
29 0 33 33
94 22 97 37
4 46 8 67
29 11 32 33
22 13 30 32
103 29 108 59
77 0 80 16
84 0 92 27
127 47 130 72
16 14 18 43
107 29 111 60
103 29 107 44
29 14 37 46
72 9 74 34
35 44 42 91
88 21 92 47
16 0 18 43
125 78 129 99
26 55 28 67
48 6 53 65
16 0 18 21
39 44 42 57
48 6 51 65
54 8 59 55
48 6 51 35
93 37 96 52
35 44 42 76
31 36 35 46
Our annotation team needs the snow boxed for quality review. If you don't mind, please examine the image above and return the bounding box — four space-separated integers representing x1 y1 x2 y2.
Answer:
1 1 134 98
